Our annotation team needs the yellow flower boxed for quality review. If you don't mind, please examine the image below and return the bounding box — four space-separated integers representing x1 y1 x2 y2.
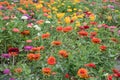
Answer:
78 9 82 12
89 14 96 21
64 16 71 24
75 21 81 27
72 16 78 21
57 13 65 19
93 28 98 31
47 15 52 18
107 16 112 21
115 10 119 12
78 14 84 18
74 0 80 3
61 3 65 5
35 4 43 9
52 7 58 11
67 9 72 12
74 8 77 11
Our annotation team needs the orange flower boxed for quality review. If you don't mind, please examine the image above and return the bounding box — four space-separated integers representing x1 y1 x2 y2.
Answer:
100 45 107 51
78 30 88 37
59 50 68 58
27 53 40 61
14 68 22 73
36 20 44 24
41 33 50 39
77 68 89 78
21 30 30 35
34 53 40 60
27 53 35 60
31 47 43 52
51 41 62 46
56 26 63 32
47 56 56 65
63 26 73 32
91 37 101 44
90 32 97 36
42 7 50 13
42 67 51 75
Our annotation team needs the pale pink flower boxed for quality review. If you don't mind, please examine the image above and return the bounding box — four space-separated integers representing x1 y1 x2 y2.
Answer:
26 40 32 43
12 28 20 33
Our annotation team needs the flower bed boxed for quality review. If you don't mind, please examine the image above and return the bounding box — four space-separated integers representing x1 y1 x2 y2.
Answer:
0 0 120 80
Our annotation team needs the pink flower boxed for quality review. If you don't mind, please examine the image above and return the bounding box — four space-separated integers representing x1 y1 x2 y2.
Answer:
26 40 32 43
12 28 20 33
3 16 9 20
44 13 49 16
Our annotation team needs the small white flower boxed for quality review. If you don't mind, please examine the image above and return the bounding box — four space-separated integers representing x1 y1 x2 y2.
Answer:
45 20 50 23
37 32 42 36
21 16 28 20
33 25 41 31
104 73 109 76
35 27 41 31
33 25 39 28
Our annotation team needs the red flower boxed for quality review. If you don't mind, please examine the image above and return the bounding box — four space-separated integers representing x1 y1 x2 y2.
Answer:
56 26 63 32
59 50 68 58
78 30 88 37
100 45 107 51
8 48 19 56
84 63 96 68
91 37 101 44
112 68 120 77
47 56 56 65
41 33 50 39
42 67 51 75
107 75 113 80
83 25 89 29
65 73 70 78
51 41 62 46
63 26 73 32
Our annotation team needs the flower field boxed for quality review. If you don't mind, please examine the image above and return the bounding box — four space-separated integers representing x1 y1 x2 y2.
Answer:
0 0 120 80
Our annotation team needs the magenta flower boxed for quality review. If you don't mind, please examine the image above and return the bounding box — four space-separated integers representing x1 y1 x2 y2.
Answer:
24 46 33 51
3 69 10 74
9 78 16 80
1 53 11 58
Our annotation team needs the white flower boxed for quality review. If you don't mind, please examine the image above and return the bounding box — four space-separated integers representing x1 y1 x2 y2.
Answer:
33 25 41 31
33 25 39 28
21 16 28 20
35 27 41 31
104 73 109 76
45 20 50 23
37 32 42 36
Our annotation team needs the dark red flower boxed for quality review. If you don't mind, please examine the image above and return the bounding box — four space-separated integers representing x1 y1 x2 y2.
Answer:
8 48 19 56
83 25 89 29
